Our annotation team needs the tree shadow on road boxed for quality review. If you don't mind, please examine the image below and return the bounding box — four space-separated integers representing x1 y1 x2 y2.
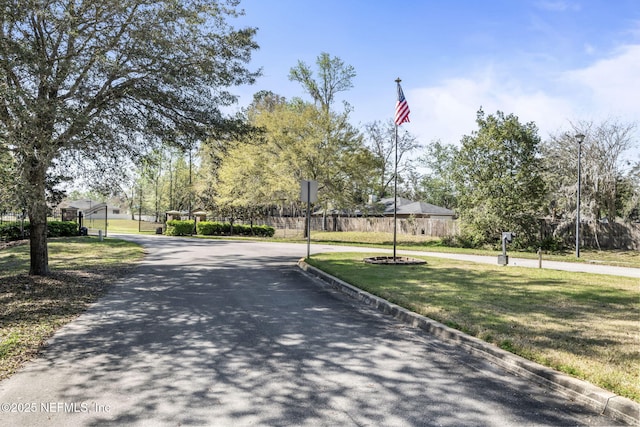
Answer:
10 245 623 426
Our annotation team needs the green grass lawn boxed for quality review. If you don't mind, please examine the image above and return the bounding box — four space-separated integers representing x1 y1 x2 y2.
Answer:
0 237 144 380
88 218 161 234
306 231 640 268
306 252 640 402
92 222 640 268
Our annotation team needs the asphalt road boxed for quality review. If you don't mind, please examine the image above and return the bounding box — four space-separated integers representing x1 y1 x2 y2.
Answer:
0 235 627 426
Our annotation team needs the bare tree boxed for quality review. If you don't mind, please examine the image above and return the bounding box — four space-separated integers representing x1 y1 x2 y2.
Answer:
543 119 638 222
364 119 421 200
542 119 638 249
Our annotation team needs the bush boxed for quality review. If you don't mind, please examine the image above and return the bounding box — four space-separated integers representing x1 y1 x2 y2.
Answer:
0 220 78 241
165 220 195 236
193 221 275 237
0 222 25 242
252 224 275 237
197 221 224 235
442 232 482 248
539 235 565 252
47 221 78 237
231 223 275 237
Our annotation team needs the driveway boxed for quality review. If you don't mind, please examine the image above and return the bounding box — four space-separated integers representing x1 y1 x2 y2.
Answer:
0 235 627 426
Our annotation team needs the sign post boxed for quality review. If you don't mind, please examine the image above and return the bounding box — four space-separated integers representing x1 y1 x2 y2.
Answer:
300 180 318 258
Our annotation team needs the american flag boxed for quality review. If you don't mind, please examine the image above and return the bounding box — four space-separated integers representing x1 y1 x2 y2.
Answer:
395 83 410 125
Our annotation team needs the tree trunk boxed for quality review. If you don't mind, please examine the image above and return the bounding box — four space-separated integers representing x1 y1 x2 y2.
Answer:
129 187 135 220
28 167 50 276
29 212 49 275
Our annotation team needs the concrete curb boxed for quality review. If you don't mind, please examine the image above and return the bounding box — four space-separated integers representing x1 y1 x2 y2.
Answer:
297 259 640 426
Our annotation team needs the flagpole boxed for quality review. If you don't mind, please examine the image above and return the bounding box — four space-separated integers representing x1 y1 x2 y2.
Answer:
393 77 401 262
393 122 398 261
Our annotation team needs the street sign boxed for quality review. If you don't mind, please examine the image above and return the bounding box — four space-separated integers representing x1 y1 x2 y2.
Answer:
300 180 318 203
300 180 318 259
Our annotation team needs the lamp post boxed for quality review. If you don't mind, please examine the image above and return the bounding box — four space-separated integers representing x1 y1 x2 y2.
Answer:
188 145 192 221
575 133 585 258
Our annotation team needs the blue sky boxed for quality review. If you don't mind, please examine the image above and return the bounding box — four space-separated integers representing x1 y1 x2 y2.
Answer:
231 0 639 156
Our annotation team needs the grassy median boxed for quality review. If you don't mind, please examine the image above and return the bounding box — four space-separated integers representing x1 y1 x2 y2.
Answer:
0 237 144 381
306 252 640 402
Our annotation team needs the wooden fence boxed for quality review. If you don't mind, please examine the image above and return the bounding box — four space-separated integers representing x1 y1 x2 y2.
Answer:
541 220 640 250
214 215 640 249
263 216 459 238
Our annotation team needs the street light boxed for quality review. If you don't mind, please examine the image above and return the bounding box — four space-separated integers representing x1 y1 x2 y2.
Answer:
575 133 585 258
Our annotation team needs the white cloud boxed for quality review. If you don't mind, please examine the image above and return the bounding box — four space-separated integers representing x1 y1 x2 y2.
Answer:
405 43 640 149
562 44 640 122
534 1 581 12
407 72 574 145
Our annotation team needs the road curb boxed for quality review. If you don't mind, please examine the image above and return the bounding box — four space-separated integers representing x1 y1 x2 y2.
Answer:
297 259 640 426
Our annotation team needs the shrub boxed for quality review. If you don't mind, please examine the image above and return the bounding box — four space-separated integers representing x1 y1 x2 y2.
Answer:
197 221 213 235
232 224 244 235
0 222 25 242
165 220 195 236
197 221 225 235
47 221 78 237
253 224 275 237
0 220 79 241
539 235 565 252
440 235 457 247
193 221 275 237
231 223 275 237
441 232 481 248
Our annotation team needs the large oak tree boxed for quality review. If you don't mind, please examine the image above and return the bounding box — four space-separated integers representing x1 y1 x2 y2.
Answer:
0 0 259 274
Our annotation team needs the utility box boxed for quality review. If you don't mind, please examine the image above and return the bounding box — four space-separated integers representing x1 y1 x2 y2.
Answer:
497 254 509 266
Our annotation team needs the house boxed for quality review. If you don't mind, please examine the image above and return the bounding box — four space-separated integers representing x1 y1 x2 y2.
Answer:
312 197 456 220
377 197 456 220
56 200 129 220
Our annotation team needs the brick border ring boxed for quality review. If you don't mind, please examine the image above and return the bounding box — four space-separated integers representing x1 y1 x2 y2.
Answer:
363 256 426 265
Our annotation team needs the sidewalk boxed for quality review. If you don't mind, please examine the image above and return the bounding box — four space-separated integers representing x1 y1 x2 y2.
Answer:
396 250 640 278
306 243 640 278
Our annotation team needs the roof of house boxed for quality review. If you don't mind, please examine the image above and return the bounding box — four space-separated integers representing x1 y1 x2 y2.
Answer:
378 198 456 217
58 200 103 210
58 200 112 215
312 198 456 217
